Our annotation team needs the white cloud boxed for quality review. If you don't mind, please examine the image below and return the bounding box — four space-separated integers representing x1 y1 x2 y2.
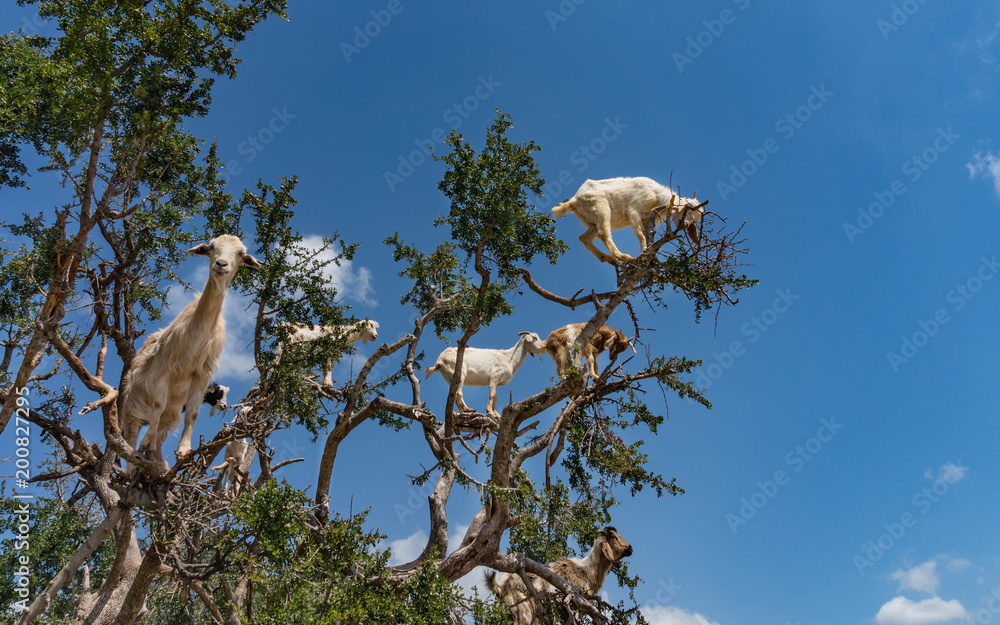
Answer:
942 557 973 574
892 561 939 595
875 596 969 625
383 526 490 598
967 151 1000 199
925 462 969 484
386 529 428 566
642 605 722 625
454 565 491 599
297 234 376 306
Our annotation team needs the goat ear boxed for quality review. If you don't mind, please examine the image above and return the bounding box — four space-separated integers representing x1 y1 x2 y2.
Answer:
627 338 638 354
242 253 262 269
687 224 700 247
601 539 616 561
189 243 211 257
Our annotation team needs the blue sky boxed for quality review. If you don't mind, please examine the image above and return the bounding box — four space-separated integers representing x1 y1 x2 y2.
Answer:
6 2 1000 624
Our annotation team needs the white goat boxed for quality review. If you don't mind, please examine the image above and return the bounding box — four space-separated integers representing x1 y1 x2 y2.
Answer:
209 438 253 494
279 319 380 386
121 235 261 471
552 176 706 265
544 323 635 381
486 526 633 625
424 332 547 418
224 439 253 494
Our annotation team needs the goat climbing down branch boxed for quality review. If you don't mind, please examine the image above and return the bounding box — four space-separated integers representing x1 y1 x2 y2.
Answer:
486 526 633 625
544 323 635 381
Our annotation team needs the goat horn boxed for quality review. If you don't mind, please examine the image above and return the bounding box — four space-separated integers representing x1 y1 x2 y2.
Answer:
517 331 531 336
627 338 638 354
693 190 697 199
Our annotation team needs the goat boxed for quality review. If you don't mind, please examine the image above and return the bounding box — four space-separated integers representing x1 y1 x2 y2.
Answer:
176 382 230 451
279 319 379 386
551 176 706 265
202 382 230 416
121 234 261 471
209 438 253 494
545 323 635 381
486 526 633 625
223 439 253 494
424 332 547 418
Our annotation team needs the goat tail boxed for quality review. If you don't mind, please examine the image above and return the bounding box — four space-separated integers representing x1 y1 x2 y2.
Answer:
551 198 576 219
484 570 502 596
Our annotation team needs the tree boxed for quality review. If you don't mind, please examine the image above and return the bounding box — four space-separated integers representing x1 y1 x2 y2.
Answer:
0 4 755 624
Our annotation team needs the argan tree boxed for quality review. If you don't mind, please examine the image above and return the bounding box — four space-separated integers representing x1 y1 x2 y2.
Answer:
0 4 755 624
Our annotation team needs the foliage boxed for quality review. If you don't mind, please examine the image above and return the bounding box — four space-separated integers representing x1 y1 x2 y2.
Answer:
0 481 115 625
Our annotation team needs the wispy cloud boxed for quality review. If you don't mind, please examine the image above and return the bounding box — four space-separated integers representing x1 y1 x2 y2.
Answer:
875 596 969 625
891 561 939 595
975 19 1000 61
642 605 723 625
967 151 1000 200
924 461 970 484
298 234 376 306
942 556 973 574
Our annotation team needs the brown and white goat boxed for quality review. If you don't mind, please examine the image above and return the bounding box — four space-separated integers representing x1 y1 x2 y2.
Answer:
486 526 633 625
121 235 261 471
545 323 635 381
552 176 706 265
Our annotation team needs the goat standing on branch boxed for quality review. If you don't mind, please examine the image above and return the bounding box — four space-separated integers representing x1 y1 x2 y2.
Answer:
120 235 261 471
486 526 634 625
545 323 635 381
552 176 707 265
278 319 380 386
425 331 547 418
